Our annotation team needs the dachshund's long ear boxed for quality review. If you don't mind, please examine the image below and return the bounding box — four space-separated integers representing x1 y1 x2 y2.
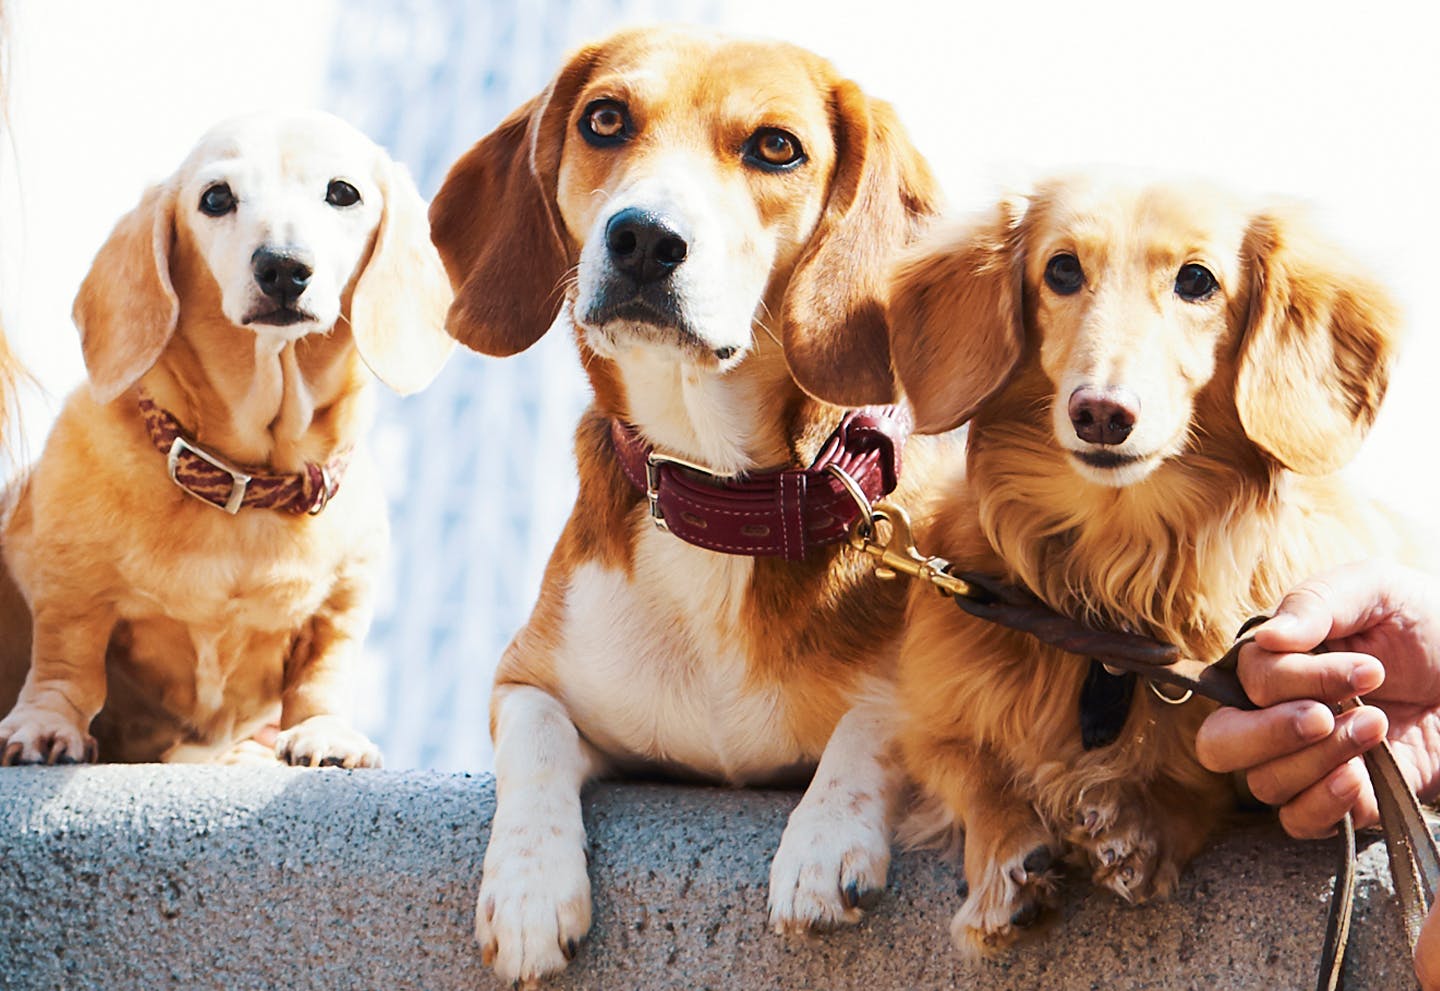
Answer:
886 201 1026 434
73 182 180 404
781 83 941 406
349 156 454 395
429 45 601 356
1236 211 1400 475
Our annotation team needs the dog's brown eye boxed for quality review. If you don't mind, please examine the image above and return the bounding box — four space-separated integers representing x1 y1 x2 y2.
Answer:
325 179 361 208
580 99 631 146
199 183 236 217
743 128 805 171
1044 253 1084 295
1175 263 1218 301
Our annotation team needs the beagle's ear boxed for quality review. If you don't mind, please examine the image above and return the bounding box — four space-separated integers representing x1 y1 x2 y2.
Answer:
350 157 455 395
73 182 180 404
886 201 1026 434
429 46 601 356
781 84 941 407
1236 212 1400 475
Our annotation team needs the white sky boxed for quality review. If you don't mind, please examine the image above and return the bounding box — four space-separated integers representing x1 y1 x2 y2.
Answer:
2 0 1435 523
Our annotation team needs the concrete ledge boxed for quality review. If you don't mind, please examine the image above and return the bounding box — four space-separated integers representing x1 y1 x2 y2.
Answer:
0 766 1417 989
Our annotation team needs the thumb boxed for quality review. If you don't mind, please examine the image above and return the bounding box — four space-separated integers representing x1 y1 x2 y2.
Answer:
1252 580 1338 654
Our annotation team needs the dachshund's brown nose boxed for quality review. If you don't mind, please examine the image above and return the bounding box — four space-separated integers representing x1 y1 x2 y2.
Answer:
1069 387 1139 446
606 208 688 285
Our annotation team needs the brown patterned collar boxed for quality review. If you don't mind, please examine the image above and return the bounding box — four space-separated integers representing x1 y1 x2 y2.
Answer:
137 393 348 515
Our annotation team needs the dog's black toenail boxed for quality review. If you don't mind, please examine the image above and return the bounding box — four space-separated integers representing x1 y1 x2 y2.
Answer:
1011 900 1041 929
1022 846 1054 875
956 879 969 900
842 880 860 909
319 756 344 768
562 937 578 961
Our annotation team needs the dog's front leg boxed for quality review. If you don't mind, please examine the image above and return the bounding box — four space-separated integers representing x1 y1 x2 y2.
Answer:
274 570 382 768
0 599 114 765
768 694 901 933
477 683 606 986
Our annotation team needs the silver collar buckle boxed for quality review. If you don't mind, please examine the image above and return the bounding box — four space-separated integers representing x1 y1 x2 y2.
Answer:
644 450 719 532
167 436 251 514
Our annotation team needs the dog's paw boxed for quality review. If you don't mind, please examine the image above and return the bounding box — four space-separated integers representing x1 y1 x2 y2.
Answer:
951 841 1062 955
767 797 890 934
1069 791 1175 904
476 810 592 986
216 739 284 766
0 706 97 766
274 716 382 768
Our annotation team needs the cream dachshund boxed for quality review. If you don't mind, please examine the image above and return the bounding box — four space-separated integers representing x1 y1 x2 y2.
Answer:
428 26 944 985
0 111 453 767
884 174 1416 952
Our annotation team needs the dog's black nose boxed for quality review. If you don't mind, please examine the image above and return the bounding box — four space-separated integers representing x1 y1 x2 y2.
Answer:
252 248 314 304
605 208 688 285
1069 387 1139 446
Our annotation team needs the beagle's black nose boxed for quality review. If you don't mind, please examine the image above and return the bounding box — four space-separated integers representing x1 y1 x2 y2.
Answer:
605 208 688 285
1069 387 1139 446
252 248 314 304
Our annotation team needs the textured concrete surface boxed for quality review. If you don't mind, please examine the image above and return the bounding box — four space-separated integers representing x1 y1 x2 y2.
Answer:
0 766 1418 990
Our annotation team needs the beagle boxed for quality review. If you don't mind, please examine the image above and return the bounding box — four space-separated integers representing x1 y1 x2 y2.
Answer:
0 111 453 767
428 27 942 985
884 175 1414 952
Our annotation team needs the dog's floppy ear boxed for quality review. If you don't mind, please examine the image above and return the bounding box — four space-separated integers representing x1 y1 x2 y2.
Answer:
429 45 601 356
886 201 1026 434
73 182 180 404
781 84 941 407
1236 212 1400 475
349 157 455 395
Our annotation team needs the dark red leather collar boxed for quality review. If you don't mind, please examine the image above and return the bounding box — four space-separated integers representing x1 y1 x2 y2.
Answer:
610 407 910 561
138 393 348 515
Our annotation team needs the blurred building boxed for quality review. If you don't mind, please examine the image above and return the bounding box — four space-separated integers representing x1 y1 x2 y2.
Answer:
326 0 717 770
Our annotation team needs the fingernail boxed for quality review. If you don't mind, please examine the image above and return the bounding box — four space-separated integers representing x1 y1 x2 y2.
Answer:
1328 765 1362 800
1347 707 1386 747
1350 659 1384 695
1260 612 1298 637
1293 704 1333 742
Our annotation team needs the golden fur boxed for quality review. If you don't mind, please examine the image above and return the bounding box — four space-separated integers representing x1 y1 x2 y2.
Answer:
428 27 944 984
887 175 1410 953
0 112 452 766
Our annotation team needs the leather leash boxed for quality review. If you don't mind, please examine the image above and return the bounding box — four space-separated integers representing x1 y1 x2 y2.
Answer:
838 491 1440 991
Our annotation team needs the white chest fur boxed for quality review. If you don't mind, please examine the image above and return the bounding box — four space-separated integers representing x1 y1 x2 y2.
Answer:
555 524 806 785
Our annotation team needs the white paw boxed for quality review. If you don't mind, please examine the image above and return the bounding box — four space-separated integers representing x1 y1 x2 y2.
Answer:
216 739 283 767
0 704 97 765
274 715 382 768
767 794 891 934
476 808 591 985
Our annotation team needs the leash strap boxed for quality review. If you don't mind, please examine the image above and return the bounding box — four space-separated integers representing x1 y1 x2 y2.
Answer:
839 493 1439 990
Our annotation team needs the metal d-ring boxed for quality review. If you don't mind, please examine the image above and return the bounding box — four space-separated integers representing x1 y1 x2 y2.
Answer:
826 463 875 538
1149 681 1194 705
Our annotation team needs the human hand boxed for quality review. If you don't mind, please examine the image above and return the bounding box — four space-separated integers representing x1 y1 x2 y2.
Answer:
1195 560 1440 839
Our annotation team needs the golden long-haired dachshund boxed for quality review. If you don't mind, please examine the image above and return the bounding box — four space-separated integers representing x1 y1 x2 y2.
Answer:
429 26 944 985
885 175 1417 953
0 112 453 767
